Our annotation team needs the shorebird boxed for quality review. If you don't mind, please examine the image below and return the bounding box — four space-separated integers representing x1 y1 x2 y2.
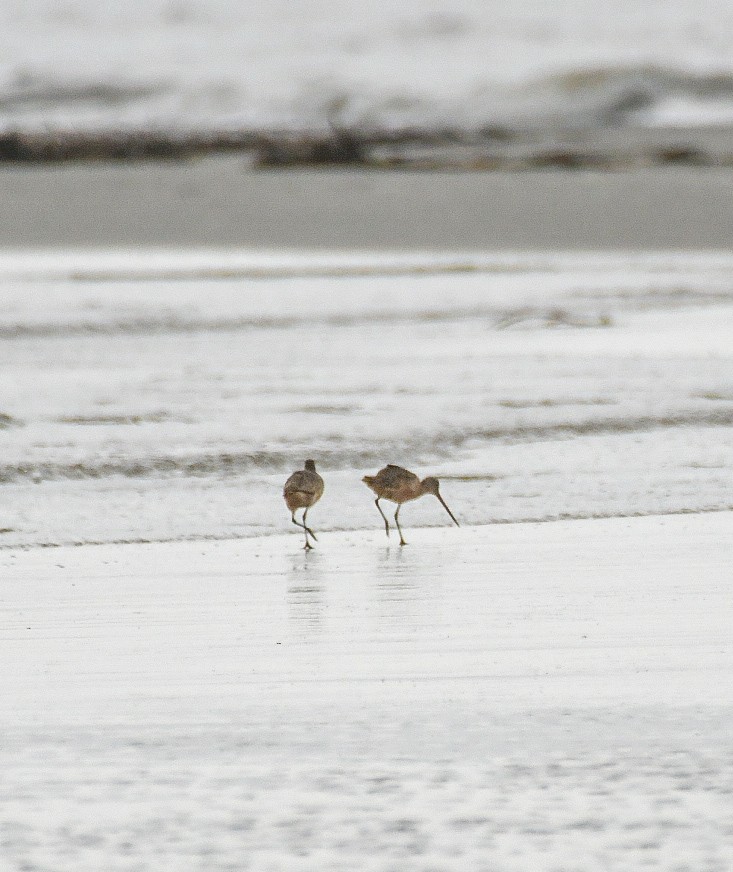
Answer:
362 464 459 545
283 460 324 550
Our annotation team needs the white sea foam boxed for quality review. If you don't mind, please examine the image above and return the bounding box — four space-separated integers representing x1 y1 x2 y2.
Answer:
2 1 733 140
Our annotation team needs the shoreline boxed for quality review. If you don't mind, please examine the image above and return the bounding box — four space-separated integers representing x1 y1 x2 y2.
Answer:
4 502 733 553
2 158 733 249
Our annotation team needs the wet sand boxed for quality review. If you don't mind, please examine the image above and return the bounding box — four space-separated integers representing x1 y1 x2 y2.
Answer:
2 157 733 249
2 516 732 871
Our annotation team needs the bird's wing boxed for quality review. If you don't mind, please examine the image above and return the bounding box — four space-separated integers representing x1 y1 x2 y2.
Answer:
382 465 416 483
284 471 317 495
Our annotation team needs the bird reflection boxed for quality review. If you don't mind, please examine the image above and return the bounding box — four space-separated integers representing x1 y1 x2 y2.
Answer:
287 551 325 636
373 546 421 617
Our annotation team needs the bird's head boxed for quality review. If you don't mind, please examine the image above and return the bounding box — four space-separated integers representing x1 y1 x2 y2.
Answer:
420 476 441 496
422 476 459 527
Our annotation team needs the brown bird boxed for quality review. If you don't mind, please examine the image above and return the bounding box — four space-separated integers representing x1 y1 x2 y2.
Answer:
283 460 324 550
362 464 459 545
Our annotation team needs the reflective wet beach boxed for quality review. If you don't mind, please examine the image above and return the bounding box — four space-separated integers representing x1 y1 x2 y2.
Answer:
1 249 733 870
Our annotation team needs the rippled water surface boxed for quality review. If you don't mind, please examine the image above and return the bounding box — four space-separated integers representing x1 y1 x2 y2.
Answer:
5 0 733 154
2 250 733 547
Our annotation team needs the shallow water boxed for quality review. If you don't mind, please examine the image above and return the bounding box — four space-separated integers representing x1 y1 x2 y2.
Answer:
2 249 733 548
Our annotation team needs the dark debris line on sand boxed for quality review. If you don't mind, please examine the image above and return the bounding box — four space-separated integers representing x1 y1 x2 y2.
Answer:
2 125 733 168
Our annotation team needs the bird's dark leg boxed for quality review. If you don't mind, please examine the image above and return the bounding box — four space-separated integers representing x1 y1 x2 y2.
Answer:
302 507 317 548
375 498 390 537
394 504 407 546
291 510 317 549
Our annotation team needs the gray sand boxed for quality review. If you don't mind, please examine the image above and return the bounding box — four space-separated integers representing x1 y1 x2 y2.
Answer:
1 157 732 249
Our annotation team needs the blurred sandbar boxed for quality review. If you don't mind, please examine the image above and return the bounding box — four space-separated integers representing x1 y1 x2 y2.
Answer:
1 157 732 249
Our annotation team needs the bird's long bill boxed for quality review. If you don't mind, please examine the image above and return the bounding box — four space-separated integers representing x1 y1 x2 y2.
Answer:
437 494 460 527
